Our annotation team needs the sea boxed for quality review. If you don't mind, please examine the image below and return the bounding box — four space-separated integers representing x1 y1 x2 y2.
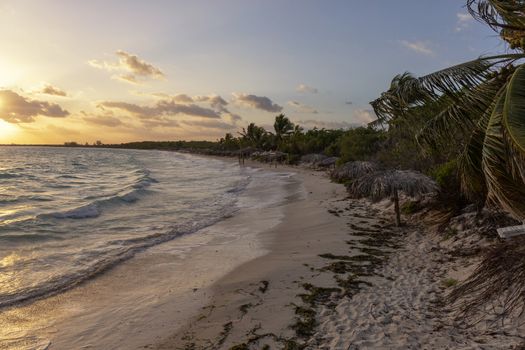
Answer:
0 146 298 314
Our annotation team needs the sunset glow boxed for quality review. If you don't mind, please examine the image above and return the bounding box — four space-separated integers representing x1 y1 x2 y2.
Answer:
0 1 499 144
0 120 18 142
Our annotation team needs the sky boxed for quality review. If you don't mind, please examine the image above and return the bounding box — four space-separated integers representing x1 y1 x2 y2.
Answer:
0 0 504 144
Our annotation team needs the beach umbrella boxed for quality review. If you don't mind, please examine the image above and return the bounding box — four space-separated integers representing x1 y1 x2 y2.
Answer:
317 157 339 168
348 169 438 226
331 161 379 182
300 153 327 165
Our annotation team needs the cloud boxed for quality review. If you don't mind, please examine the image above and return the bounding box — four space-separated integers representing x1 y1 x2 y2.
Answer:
172 94 194 104
89 50 165 84
141 118 180 129
139 92 194 104
83 115 123 127
98 100 222 119
232 93 283 113
114 74 140 85
225 113 242 123
345 101 353 105
287 100 318 114
180 119 236 130
40 84 67 97
145 93 229 112
456 12 473 32
0 89 69 123
194 95 229 113
400 40 434 56
296 84 318 94
115 50 164 78
293 109 373 130
351 108 376 124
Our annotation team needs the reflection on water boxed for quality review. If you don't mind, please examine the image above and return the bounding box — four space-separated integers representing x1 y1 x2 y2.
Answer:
0 147 251 310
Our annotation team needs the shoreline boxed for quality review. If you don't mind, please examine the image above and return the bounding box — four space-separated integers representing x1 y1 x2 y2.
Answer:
2 153 523 349
154 158 383 349
153 156 525 349
0 154 298 350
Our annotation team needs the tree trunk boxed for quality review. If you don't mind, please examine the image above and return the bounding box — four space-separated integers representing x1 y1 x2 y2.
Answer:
393 188 401 227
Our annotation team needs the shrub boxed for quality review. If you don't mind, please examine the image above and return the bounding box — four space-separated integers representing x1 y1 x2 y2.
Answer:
401 201 420 215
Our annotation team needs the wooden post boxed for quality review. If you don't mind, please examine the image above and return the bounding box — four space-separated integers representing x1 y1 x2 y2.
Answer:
393 188 401 227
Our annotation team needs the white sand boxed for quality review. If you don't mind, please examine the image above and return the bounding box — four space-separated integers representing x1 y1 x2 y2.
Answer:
3 156 524 350
156 159 525 349
155 162 353 349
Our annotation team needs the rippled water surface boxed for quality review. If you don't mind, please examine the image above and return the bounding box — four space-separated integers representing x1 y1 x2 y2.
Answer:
0 146 253 307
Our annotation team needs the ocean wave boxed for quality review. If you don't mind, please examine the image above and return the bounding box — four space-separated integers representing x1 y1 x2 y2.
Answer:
0 172 22 179
37 170 157 220
0 204 236 309
47 203 101 219
0 233 60 243
39 188 151 220
0 195 54 205
0 149 271 310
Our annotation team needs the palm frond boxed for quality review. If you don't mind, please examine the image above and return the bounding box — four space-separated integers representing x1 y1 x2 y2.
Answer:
482 89 525 219
416 77 507 149
467 0 525 32
503 64 525 154
456 90 503 201
371 54 523 125
449 236 525 324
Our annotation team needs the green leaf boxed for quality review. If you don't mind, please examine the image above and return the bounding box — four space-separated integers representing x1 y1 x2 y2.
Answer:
503 64 525 154
482 87 525 219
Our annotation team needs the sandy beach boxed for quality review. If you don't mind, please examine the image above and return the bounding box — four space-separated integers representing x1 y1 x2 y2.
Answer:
153 158 525 349
2 156 524 350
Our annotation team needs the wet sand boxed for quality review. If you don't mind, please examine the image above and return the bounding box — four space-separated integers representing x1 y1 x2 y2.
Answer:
155 161 357 349
0 159 299 350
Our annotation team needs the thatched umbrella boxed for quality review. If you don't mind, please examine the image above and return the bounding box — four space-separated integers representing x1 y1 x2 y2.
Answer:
317 157 339 168
348 170 438 226
300 153 327 165
331 161 379 182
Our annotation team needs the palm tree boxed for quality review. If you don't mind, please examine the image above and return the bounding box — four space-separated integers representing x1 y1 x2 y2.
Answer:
240 123 267 148
370 0 525 220
348 170 438 226
273 113 294 146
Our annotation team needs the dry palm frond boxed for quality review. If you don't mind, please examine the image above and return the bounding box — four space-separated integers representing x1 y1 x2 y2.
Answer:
449 236 525 325
467 0 525 33
348 170 438 201
331 161 379 182
300 153 327 164
317 157 339 168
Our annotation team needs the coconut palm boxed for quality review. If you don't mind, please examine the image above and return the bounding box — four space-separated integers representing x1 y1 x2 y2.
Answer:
331 161 379 182
348 170 438 226
274 113 294 145
239 122 267 148
370 0 525 220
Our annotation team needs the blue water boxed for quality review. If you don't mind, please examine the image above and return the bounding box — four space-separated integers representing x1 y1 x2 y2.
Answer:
0 146 253 307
